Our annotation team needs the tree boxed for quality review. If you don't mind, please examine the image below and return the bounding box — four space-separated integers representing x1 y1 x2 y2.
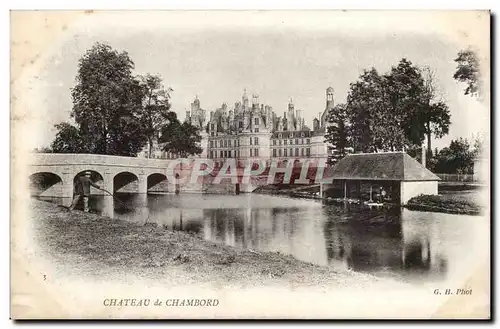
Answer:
433 138 475 174
345 68 380 152
50 122 87 153
384 58 427 149
343 59 451 155
420 66 451 153
160 118 203 157
69 42 147 156
138 74 175 157
453 48 481 98
325 103 350 163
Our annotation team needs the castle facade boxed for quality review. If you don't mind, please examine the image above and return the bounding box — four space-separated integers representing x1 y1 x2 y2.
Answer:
140 88 335 161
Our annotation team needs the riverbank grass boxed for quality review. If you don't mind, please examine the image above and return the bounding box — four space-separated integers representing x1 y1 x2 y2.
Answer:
405 194 481 215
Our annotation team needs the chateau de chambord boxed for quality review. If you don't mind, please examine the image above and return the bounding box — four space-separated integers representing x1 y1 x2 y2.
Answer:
141 87 336 160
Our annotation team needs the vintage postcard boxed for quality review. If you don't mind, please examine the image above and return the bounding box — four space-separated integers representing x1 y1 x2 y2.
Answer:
10 10 491 319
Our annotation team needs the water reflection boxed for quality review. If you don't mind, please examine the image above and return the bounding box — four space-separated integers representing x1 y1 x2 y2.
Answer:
37 193 481 283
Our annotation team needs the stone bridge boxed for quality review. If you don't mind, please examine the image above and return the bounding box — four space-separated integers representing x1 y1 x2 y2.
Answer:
27 153 271 204
27 153 180 200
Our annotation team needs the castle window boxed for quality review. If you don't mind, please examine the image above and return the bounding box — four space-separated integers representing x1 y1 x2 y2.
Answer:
254 137 259 145
220 150 223 158
301 148 304 156
273 139 276 146
211 123 215 131
250 138 253 145
255 118 259 125
239 121 243 128
210 141 213 148
228 140 232 147
254 148 259 156
295 148 299 156
273 149 277 157
306 148 311 156
284 149 288 157
220 140 223 148
224 150 227 158
229 150 232 158
306 138 310 144
211 132 214 137
224 140 227 147
289 148 293 155
254 128 259 133
301 139 304 145
278 149 282 157
295 139 299 145
290 139 293 145
284 140 288 145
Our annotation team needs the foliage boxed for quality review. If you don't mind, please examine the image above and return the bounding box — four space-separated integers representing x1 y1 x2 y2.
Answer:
160 118 203 157
50 122 87 153
52 42 148 156
431 138 476 174
138 74 175 157
50 43 199 158
339 59 450 154
453 48 481 98
406 194 480 215
420 66 451 152
325 103 351 164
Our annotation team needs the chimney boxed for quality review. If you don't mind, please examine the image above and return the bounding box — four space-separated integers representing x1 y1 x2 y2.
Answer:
210 111 214 121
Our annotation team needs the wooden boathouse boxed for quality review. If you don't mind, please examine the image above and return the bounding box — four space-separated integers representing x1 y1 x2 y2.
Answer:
326 152 441 205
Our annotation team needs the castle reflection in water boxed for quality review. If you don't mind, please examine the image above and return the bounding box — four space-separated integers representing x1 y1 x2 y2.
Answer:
46 193 465 282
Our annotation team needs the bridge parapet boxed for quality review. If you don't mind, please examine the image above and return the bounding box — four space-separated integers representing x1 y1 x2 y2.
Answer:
29 153 173 169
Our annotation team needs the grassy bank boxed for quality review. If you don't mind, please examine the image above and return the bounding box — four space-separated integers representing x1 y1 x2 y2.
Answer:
405 194 481 215
31 199 396 288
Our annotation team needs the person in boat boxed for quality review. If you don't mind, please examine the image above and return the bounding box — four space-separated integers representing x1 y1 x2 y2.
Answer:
69 171 101 212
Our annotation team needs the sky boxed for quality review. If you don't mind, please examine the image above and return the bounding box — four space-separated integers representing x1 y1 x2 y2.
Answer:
14 11 490 151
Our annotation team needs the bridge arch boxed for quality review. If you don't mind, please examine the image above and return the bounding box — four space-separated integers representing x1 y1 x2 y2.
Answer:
73 170 105 195
29 172 63 197
147 173 169 193
114 171 140 193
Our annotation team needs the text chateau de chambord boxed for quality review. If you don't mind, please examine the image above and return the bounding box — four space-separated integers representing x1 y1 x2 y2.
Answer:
140 87 335 161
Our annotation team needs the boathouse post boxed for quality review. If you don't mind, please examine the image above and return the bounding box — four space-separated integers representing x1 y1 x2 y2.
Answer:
343 180 347 200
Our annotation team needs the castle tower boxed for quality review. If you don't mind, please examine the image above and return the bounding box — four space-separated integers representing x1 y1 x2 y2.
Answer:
326 87 334 110
242 89 249 108
191 95 200 114
252 94 259 111
288 98 295 112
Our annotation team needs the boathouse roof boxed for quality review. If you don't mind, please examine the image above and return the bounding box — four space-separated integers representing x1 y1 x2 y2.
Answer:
326 152 441 181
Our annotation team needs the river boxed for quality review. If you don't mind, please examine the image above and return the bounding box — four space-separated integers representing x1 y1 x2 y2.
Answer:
40 191 488 284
